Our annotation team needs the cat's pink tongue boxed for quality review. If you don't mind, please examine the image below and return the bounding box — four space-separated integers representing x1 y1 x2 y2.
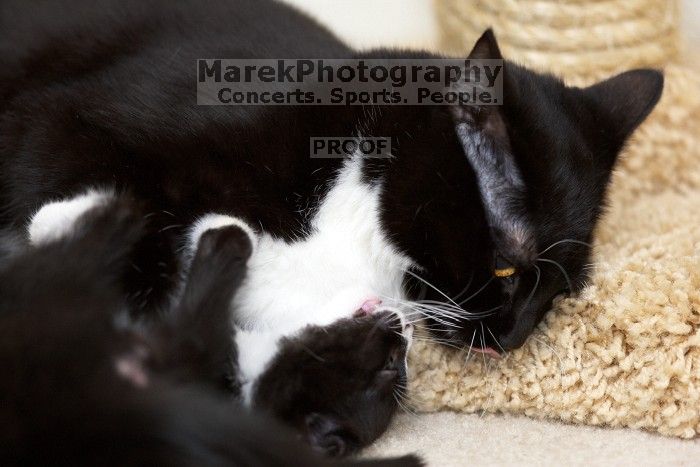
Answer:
472 346 502 359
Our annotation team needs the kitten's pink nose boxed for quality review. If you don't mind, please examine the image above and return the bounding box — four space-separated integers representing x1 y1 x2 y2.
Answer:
355 298 382 317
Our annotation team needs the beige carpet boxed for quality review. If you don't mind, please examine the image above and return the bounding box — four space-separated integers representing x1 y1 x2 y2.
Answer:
365 412 700 466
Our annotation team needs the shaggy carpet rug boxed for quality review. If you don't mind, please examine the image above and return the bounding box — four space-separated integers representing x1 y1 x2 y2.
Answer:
407 62 700 438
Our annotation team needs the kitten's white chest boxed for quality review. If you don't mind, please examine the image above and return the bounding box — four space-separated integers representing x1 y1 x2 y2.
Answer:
234 158 413 335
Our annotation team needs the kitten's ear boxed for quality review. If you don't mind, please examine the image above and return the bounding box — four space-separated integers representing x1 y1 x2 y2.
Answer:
583 69 664 147
305 413 349 457
468 28 503 60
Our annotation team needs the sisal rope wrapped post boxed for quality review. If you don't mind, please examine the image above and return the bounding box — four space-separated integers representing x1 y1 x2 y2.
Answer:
436 0 680 80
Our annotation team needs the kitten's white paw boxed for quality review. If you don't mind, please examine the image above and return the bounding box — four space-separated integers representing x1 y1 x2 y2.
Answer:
188 213 258 253
28 189 114 245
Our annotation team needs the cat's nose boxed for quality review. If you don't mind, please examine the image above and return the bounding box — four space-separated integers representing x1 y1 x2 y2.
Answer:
354 297 382 317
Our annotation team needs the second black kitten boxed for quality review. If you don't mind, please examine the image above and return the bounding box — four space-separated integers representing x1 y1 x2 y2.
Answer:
0 197 420 466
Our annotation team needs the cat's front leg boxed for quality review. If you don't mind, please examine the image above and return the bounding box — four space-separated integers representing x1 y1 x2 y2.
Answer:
153 213 257 393
27 188 117 246
26 189 187 315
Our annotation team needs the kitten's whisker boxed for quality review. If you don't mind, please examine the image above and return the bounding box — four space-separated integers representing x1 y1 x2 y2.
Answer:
393 389 418 417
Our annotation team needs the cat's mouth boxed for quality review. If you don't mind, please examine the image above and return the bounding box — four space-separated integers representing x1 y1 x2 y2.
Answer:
471 346 502 359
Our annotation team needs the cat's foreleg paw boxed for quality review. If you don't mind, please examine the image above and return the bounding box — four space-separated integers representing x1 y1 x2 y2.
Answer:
187 213 257 260
27 188 116 245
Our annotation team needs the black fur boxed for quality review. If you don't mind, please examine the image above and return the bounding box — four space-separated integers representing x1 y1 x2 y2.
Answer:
0 198 421 466
255 312 409 457
0 1 663 350
0 0 663 457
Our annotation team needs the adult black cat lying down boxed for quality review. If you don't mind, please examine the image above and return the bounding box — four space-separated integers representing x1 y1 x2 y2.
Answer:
0 0 663 457
0 196 419 466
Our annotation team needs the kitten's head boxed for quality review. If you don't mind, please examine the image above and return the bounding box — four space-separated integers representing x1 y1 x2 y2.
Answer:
252 310 411 457
378 30 663 352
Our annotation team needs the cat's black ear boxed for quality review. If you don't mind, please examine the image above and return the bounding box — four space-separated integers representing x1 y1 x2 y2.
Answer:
583 69 664 147
468 29 503 60
458 29 508 144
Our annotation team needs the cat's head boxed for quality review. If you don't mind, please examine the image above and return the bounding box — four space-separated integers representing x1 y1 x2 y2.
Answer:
376 30 663 352
251 310 411 457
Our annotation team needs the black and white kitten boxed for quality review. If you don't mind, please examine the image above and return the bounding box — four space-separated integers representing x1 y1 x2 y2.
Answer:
0 0 663 454
1 195 419 465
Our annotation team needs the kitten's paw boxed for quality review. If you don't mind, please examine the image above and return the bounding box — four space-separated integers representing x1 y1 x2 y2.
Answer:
28 189 115 245
188 214 257 257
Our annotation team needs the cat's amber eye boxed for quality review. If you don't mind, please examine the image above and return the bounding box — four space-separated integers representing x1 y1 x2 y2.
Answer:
494 255 516 278
494 267 516 278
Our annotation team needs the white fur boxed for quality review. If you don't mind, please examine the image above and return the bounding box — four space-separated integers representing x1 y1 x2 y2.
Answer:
235 157 413 333
192 157 415 404
30 159 415 406
28 189 114 245
235 329 282 403
188 213 259 253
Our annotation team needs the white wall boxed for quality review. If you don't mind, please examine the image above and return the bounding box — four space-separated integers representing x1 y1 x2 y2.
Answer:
280 0 438 50
683 0 700 45
283 0 699 50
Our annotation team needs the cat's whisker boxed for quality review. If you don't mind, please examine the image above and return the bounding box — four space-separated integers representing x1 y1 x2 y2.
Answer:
537 238 592 256
379 299 464 325
486 325 507 355
479 360 497 419
479 322 487 368
417 314 462 328
380 295 496 326
531 335 565 384
411 336 463 350
524 264 541 308
458 276 494 306
403 269 461 308
416 300 495 318
462 329 477 371
415 307 490 322
414 299 494 318
536 258 573 292
451 270 475 302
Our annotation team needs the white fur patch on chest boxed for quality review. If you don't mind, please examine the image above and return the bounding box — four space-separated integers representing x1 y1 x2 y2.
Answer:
236 158 412 335
230 158 413 399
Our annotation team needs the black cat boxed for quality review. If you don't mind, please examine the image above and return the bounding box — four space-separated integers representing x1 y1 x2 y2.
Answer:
0 0 663 456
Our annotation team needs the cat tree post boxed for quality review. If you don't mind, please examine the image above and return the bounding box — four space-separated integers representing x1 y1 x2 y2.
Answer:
436 0 680 80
